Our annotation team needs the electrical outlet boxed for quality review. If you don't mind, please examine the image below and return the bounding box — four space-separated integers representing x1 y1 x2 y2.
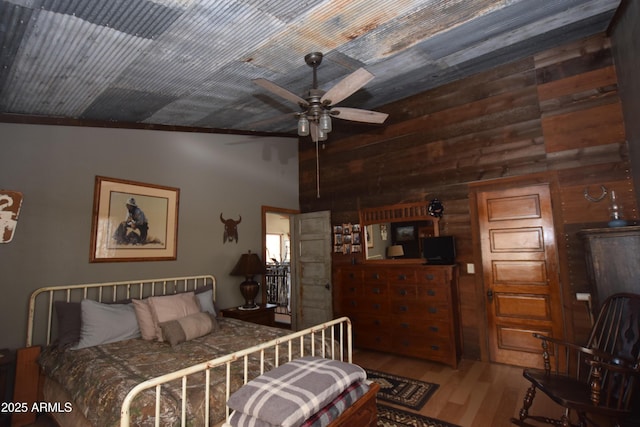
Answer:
576 293 591 302
467 263 475 274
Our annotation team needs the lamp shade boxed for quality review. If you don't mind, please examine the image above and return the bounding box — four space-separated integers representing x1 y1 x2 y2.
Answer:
230 250 266 277
387 245 404 258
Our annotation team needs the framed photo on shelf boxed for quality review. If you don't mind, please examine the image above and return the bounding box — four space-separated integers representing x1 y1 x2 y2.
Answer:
90 176 179 262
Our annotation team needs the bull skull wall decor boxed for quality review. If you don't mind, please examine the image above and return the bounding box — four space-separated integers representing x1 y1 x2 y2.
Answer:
220 213 241 243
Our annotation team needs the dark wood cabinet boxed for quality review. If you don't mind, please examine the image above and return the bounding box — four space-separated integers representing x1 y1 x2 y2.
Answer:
336 264 461 368
1 349 15 427
580 226 640 310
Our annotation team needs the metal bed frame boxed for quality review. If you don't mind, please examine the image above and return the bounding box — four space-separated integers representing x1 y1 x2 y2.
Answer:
26 275 354 427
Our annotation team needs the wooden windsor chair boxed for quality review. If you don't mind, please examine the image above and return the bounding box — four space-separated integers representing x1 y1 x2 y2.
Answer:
512 293 640 427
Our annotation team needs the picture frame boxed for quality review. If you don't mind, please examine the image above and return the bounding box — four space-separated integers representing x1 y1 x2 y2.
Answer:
90 176 179 262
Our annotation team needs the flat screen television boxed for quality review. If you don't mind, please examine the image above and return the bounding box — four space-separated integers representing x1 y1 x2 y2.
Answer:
422 236 456 265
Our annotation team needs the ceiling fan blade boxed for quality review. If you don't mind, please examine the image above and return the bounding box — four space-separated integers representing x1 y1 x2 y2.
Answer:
321 68 374 106
331 107 388 124
253 78 308 107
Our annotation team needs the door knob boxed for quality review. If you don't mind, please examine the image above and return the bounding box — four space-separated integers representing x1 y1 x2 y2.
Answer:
487 289 494 301
325 283 330 290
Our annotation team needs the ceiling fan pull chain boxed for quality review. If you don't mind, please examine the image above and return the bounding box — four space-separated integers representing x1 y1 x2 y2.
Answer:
316 139 320 198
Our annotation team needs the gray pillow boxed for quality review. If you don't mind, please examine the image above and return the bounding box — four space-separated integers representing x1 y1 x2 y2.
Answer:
160 312 218 347
195 289 216 316
72 299 140 350
55 301 81 349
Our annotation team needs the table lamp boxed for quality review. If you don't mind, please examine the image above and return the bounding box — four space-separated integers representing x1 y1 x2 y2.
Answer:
230 250 266 310
387 245 404 259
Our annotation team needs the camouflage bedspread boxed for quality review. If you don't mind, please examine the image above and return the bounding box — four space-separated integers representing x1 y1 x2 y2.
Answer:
39 318 317 427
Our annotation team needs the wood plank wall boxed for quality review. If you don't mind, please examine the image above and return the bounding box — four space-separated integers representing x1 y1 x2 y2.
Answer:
298 33 637 361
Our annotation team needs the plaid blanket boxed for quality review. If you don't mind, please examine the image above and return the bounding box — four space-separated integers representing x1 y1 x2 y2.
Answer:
299 381 369 427
227 356 366 427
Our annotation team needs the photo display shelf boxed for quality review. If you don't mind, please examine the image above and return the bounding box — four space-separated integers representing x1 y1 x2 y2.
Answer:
333 223 361 254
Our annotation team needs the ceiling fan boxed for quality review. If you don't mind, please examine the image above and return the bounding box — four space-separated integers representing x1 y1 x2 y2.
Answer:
253 52 389 143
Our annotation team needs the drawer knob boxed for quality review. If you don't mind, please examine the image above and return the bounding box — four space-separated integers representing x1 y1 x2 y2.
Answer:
398 274 406 280
429 325 439 332
431 345 440 351
427 289 436 296
428 307 437 314
373 303 380 310
399 289 407 296
425 274 435 280
399 305 408 312
372 273 380 279
372 287 381 294
400 322 409 329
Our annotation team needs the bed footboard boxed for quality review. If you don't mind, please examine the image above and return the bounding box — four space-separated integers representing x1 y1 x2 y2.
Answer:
120 316 353 427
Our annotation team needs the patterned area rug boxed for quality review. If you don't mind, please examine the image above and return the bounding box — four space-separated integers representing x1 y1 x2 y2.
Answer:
366 369 439 410
377 404 462 427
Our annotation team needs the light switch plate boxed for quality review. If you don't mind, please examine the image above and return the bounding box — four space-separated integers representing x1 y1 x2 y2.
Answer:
576 293 591 301
467 263 475 274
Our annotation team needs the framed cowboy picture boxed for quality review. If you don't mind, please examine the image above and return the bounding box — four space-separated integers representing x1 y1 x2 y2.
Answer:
90 176 179 262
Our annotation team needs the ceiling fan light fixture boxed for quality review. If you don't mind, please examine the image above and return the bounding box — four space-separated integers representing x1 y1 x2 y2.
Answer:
317 127 328 142
319 111 332 133
297 115 309 136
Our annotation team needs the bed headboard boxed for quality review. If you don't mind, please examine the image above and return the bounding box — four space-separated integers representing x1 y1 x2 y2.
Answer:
27 275 216 347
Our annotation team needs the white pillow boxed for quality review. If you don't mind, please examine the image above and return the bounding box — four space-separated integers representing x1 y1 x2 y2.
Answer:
73 300 140 350
147 292 201 341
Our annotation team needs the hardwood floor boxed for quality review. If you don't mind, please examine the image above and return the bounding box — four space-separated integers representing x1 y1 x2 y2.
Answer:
21 352 614 427
353 349 564 427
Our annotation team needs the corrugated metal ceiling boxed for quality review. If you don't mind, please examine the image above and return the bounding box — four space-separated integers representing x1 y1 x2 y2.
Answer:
0 0 621 135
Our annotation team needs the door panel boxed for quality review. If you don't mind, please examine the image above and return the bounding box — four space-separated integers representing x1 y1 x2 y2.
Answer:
490 228 544 251
494 294 551 319
292 210 332 330
492 261 547 284
478 184 563 367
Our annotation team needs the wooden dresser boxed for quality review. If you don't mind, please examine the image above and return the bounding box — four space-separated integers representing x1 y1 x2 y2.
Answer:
336 263 461 368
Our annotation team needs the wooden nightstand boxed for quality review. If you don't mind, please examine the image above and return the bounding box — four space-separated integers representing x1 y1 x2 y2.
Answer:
220 305 275 326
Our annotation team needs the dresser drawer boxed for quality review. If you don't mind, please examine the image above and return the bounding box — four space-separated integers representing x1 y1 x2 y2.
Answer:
390 283 418 298
358 297 389 314
341 282 363 297
387 269 417 282
341 269 363 284
355 330 392 351
393 318 451 338
352 313 390 330
362 282 389 298
393 334 453 360
342 296 389 315
423 301 451 320
417 269 449 284
390 299 425 317
417 284 450 302
340 297 361 314
363 270 388 282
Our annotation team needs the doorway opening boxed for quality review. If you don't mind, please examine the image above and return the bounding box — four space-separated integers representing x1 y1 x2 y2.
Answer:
262 206 298 327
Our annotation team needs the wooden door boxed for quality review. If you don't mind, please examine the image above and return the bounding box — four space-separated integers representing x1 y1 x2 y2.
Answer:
292 210 332 330
477 184 564 368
